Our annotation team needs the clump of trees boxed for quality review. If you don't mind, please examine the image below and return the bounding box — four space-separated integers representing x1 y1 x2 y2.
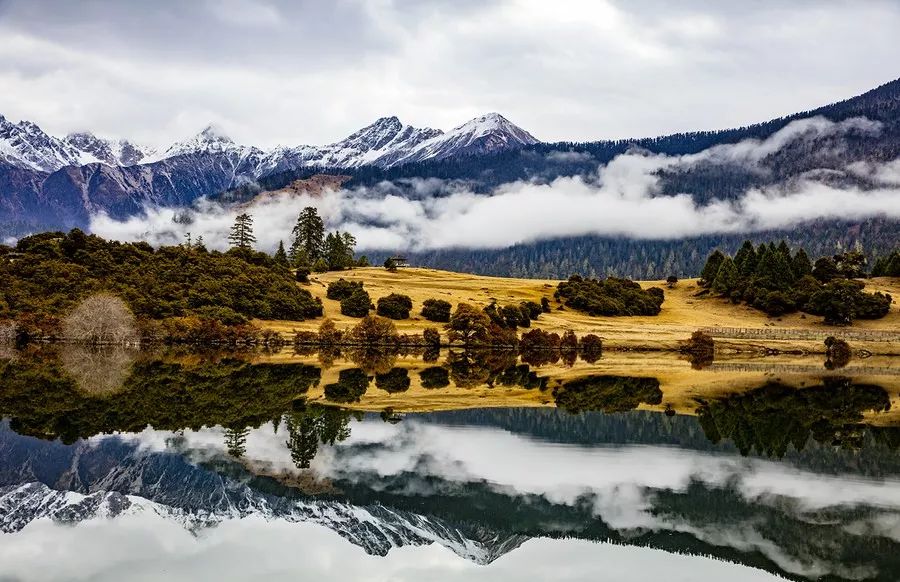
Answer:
421 298 452 323
2 229 323 341
699 240 892 325
555 275 664 316
289 207 359 272
443 303 516 347
376 294 413 319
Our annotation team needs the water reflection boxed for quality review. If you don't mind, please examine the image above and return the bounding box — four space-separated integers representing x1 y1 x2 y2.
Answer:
2 345 900 581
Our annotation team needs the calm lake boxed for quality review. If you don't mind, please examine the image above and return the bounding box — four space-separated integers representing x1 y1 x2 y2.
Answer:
2 345 900 582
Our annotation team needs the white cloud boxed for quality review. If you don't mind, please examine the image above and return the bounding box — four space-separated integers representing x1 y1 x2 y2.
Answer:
88 117 900 252
0 1 899 146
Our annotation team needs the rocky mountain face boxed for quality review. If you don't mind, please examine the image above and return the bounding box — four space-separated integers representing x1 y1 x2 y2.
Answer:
0 112 539 235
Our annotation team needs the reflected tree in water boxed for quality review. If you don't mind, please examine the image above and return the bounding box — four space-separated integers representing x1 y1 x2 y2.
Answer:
696 378 892 457
59 344 138 395
420 366 451 389
323 368 370 403
223 426 249 458
283 405 353 469
376 368 411 393
553 375 663 414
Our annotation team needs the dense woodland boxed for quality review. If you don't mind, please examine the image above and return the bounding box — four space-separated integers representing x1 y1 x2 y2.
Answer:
364 219 899 280
699 239 893 324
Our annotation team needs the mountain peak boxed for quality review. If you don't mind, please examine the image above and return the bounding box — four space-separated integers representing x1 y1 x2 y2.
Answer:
197 124 233 144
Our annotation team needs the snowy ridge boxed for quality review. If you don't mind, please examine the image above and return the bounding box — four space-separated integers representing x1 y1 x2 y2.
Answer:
0 112 538 174
0 482 526 564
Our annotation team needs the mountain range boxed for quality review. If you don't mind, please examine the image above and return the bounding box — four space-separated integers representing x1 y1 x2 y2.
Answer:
0 111 538 236
0 111 538 174
1 78 899 277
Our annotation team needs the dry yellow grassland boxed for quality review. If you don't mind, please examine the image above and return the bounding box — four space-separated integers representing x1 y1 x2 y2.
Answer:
256 267 900 353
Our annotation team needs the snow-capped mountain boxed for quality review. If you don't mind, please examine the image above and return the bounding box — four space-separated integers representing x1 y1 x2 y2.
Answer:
385 112 539 166
0 114 85 172
63 132 153 167
143 124 260 164
0 112 538 174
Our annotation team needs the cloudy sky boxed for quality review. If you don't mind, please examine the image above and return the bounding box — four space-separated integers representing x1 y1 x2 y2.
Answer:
1 0 899 148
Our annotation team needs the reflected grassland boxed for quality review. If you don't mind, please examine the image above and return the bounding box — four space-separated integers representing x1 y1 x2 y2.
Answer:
1 345 899 463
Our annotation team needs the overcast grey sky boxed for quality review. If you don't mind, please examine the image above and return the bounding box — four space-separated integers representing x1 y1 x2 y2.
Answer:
1 0 899 148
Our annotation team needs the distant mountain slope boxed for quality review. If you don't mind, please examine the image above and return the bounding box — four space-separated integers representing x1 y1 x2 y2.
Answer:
0 111 539 235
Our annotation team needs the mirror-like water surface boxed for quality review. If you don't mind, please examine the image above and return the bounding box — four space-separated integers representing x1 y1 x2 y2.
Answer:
2 346 900 582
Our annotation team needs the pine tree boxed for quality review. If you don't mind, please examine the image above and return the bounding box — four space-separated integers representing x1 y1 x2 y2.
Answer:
273 240 289 267
753 246 795 290
733 241 756 272
700 250 726 285
776 240 791 259
791 248 812 278
712 257 739 295
228 213 256 250
290 207 325 264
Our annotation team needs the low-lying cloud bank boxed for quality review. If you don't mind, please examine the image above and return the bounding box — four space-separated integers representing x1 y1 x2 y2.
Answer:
89 117 900 252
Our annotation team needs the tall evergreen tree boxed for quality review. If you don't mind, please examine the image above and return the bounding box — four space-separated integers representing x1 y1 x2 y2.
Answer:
290 207 325 264
712 257 739 295
754 246 795 290
700 250 726 285
228 213 256 250
791 248 813 279
273 240 289 267
733 241 755 272
776 240 792 258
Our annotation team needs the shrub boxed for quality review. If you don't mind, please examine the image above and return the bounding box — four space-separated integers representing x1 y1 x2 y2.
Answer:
556 276 664 316
62 294 139 344
423 327 441 347
345 315 398 345
666 275 678 289
327 278 364 301
340 289 372 317
520 301 543 319
421 298 452 322
824 336 852 369
376 293 413 319
541 297 552 313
